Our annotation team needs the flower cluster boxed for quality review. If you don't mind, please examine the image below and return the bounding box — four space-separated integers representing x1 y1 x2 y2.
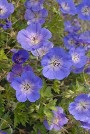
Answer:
24 0 48 25
0 0 14 30
69 94 90 130
56 0 90 130
7 49 42 103
6 0 90 132
57 0 90 21
9 0 90 95
44 107 68 131
56 0 90 74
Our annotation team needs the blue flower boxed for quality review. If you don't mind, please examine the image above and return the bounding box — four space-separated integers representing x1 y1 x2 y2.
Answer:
12 49 29 64
0 130 7 134
0 0 14 19
81 121 90 130
43 107 68 131
71 66 84 74
23 65 33 72
17 23 52 51
76 0 90 21
41 47 72 80
7 64 33 83
2 19 12 30
56 0 77 15
7 64 23 83
24 0 44 11
69 94 90 122
79 31 90 44
64 19 81 33
64 34 79 49
11 71 43 102
12 64 23 75
24 8 48 25
69 47 87 68
31 41 53 57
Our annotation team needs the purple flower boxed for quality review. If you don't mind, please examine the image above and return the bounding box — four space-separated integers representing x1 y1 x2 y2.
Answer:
2 20 12 30
56 0 77 15
44 107 68 131
25 8 48 25
64 19 81 33
24 0 44 11
12 49 29 64
69 94 90 122
41 47 72 80
71 66 84 74
23 65 33 72
31 41 53 57
64 34 79 49
69 47 87 68
11 71 43 102
7 64 23 83
77 0 90 21
12 64 23 75
0 130 7 134
7 64 33 83
79 31 90 44
81 121 90 130
17 23 52 51
0 0 14 19
7 72 16 83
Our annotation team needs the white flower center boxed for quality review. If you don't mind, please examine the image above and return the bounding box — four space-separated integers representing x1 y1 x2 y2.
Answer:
20 80 33 94
72 53 80 63
50 57 63 70
61 2 70 11
0 6 7 15
76 101 90 111
53 117 59 126
68 39 75 45
29 33 41 45
35 13 40 19
81 6 90 16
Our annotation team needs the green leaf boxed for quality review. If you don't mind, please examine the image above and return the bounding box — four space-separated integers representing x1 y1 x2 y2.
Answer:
14 103 29 127
52 80 60 94
0 49 8 60
40 86 53 98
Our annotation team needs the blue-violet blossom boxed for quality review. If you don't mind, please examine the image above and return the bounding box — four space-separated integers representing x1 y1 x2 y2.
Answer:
69 47 87 68
12 49 29 64
17 23 52 51
0 0 14 19
56 0 77 15
25 8 48 25
24 0 44 11
44 107 68 131
77 0 90 21
41 47 72 80
69 94 90 122
11 71 43 102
